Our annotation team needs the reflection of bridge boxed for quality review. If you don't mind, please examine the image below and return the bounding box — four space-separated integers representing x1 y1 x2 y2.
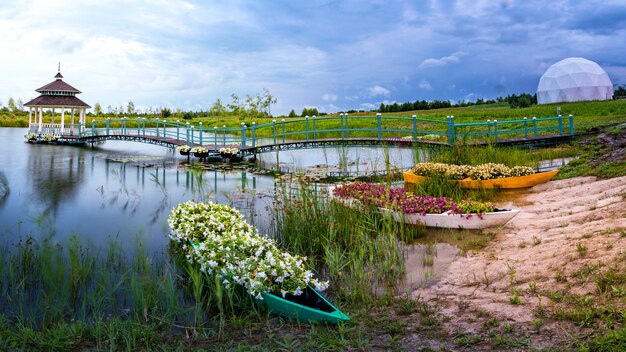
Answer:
29 114 575 156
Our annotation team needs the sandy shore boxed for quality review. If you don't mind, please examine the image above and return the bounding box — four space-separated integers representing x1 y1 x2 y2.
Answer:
411 175 626 348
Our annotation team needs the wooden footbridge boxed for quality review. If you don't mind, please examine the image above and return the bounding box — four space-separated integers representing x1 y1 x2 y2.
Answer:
27 113 576 157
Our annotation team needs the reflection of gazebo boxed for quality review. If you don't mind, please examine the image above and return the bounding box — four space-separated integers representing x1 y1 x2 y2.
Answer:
24 67 90 136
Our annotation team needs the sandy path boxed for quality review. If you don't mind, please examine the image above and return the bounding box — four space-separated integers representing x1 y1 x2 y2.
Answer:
411 175 626 348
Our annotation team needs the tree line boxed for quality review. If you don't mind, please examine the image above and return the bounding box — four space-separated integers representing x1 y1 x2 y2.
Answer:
377 93 539 113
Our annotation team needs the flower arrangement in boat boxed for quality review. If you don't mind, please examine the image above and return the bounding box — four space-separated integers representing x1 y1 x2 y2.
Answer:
218 147 239 155
41 134 59 142
190 146 208 154
168 201 329 300
411 162 534 180
176 145 191 152
24 133 38 141
332 181 495 216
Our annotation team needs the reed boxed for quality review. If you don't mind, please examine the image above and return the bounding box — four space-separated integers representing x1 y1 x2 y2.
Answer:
269 180 424 305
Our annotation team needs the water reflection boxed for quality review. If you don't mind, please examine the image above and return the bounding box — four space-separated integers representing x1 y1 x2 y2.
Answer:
400 243 459 291
27 145 86 217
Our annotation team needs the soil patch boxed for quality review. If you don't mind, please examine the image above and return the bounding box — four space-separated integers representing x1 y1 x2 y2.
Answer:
410 175 626 350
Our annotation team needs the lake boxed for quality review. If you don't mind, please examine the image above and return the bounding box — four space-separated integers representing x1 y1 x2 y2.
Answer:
0 127 419 256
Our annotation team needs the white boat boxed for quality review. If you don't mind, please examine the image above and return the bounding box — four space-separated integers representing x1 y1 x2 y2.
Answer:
379 208 520 230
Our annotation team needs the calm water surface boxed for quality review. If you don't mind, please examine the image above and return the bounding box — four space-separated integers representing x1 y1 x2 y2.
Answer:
0 127 419 257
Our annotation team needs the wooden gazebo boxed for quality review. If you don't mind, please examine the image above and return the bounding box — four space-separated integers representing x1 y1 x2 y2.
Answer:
24 67 91 136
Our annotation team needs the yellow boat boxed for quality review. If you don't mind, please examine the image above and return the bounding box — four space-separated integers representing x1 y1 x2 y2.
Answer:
403 169 559 189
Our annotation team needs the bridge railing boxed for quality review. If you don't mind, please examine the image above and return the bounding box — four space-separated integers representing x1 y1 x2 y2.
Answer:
76 114 574 148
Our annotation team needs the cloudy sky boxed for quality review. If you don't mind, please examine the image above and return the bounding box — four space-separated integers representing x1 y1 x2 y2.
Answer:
1 0 625 115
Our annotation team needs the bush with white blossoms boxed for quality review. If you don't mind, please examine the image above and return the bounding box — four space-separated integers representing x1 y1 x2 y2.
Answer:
41 134 59 142
412 162 535 180
218 147 239 155
191 146 208 153
24 133 38 140
168 201 329 300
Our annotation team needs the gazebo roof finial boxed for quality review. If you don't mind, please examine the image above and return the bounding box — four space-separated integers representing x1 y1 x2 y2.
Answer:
55 62 63 80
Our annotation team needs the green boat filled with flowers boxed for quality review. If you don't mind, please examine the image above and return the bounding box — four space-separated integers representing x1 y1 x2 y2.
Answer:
168 201 349 324
332 182 519 229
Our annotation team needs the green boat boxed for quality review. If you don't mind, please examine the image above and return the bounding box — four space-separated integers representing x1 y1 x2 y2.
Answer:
188 240 349 324
256 285 350 324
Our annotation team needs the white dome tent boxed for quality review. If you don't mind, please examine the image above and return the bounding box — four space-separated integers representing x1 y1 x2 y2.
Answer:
536 57 614 104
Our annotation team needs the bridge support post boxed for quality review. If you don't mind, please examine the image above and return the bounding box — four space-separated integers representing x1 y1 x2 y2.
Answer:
523 117 528 139
281 119 286 143
447 116 456 145
558 114 563 135
191 126 195 145
344 113 349 138
412 115 417 141
376 113 382 140
305 117 309 141
156 118 160 137
251 122 256 148
142 118 146 136
241 122 247 147
339 113 344 140
487 119 491 140
223 125 227 145
313 115 317 139
272 120 277 145
176 120 180 140
199 122 203 145
214 126 218 147
493 119 498 143
106 118 110 135
92 119 95 136
137 117 141 135
186 122 190 144
569 114 574 135
532 117 537 138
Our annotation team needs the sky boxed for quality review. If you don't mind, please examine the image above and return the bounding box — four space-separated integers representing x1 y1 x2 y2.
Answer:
1 0 625 116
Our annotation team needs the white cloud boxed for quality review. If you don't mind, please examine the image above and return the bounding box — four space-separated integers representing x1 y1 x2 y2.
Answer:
419 80 433 90
360 102 377 110
419 51 467 69
321 93 337 101
368 85 391 97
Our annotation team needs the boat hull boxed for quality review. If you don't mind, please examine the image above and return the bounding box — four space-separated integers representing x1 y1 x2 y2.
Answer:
381 208 520 229
403 169 559 189
256 286 350 324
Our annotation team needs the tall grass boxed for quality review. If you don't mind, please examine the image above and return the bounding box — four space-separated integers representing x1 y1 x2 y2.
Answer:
0 234 259 350
269 180 426 305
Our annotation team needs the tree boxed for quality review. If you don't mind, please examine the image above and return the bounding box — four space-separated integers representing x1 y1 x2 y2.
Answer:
16 99 24 111
228 94 241 114
7 98 17 112
127 101 135 116
260 88 277 116
288 109 297 117
161 107 171 118
209 98 226 116
94 103 102 116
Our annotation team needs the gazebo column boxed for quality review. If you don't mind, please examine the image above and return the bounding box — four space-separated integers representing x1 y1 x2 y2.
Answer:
71 108 75 135
28 107 32 129
61 107 65 134
38 107 43 133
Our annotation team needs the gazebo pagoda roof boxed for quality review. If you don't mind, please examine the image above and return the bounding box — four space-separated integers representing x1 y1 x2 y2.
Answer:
25 69 90 108
35 79 81 94
24 95 91 108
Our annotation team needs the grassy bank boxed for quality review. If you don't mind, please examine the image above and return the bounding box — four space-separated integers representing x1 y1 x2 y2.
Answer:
3 100 625 137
